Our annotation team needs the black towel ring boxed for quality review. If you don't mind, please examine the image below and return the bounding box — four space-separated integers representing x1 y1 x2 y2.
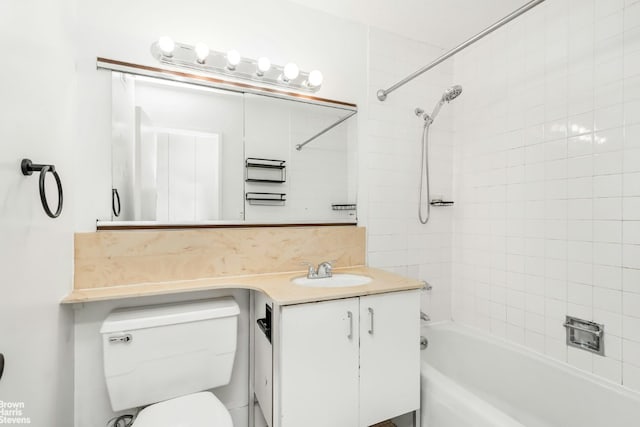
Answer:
21 158 63 218
112 188 121 217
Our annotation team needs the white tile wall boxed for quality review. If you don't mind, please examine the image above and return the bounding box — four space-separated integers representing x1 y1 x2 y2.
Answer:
452 0 640 392
365 28 454 321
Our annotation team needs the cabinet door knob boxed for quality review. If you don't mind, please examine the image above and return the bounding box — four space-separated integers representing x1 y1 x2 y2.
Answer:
346 311 353 339
368 307 374 335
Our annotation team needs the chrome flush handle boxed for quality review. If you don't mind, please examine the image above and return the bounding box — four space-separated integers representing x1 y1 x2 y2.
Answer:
109 334 133 344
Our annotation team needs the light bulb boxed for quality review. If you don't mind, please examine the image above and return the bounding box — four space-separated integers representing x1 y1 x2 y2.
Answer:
283 62 299 81
307 70 323 88
257 57 271 75
158 36 175 56
226 49 241 69
194 42 210 63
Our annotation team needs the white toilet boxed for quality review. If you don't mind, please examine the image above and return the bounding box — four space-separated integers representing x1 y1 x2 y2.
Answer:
100 297 240 427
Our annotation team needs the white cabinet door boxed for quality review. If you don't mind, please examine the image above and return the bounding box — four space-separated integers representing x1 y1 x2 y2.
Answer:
280 298 360 427
359 290 421 426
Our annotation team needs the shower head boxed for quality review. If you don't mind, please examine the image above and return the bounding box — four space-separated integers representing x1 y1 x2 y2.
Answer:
429 84 463 123
415 85 463 125
442 85 463 102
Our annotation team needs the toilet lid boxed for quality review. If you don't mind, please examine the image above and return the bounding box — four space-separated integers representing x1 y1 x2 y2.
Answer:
133 392 233 427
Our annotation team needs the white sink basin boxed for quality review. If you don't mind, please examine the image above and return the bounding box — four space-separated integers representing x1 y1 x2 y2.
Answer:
292 274 372 288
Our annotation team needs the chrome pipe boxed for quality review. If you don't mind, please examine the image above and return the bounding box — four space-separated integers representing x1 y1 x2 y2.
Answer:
376 0 547 101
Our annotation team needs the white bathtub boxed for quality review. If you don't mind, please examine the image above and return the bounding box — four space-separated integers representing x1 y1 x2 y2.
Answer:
421 323 640 427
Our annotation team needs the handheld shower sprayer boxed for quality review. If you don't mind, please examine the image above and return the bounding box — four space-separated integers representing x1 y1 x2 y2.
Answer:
416 85 463 126
416 85 463 224
442 85 463 102
431 85 462 122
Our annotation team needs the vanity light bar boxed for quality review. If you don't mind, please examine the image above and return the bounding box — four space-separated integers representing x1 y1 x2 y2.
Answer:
151 38 323 93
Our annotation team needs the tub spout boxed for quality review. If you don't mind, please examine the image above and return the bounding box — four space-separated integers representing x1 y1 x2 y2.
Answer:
420 312 430 322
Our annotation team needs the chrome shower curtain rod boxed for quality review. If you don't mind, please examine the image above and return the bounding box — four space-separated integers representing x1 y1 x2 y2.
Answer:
376 0 547 101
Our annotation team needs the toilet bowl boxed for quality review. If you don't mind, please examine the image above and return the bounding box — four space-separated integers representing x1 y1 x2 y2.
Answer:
133 392 232 427
100 298 240 427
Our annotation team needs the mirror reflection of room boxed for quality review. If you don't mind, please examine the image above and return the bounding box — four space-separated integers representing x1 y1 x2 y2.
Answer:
110 72 357 225
112 73 244 222
243 94 355 223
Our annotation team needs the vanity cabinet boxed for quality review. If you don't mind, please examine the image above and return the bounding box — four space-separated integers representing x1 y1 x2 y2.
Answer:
358 292 421 426
270 290 420 427
280 297 360 427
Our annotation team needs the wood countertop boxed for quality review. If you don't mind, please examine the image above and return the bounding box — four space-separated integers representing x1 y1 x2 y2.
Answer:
62 266 423 305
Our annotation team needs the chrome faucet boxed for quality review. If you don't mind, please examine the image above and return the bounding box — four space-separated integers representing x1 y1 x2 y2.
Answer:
316 261 333 278
302 261 334 279
302 262 317 278
420 312 431 322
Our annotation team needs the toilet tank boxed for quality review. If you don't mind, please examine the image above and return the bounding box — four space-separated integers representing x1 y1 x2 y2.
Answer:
100 297 240 411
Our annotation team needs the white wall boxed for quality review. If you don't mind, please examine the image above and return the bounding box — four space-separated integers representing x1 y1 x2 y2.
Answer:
452 0 640 392
365 28 455 321
0 0 76 424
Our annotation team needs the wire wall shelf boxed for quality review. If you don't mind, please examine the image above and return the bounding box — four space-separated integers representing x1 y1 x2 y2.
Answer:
245 158 286 183
246 192 286 206
331 204 357 211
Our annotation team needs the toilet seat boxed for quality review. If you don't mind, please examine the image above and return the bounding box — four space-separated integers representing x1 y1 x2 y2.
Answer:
132 392 233 427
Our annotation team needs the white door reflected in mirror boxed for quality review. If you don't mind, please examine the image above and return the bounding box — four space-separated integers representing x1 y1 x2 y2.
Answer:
151 130 221 222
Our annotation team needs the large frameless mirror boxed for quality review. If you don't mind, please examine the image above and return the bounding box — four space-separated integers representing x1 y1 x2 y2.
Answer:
106 64 357 227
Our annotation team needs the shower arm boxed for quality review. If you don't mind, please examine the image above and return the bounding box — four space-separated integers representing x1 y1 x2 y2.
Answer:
376 0 546 101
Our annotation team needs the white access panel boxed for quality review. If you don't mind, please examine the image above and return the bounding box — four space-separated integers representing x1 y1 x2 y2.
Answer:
359 290 421 426
280 298 359 427
254 293 273 427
